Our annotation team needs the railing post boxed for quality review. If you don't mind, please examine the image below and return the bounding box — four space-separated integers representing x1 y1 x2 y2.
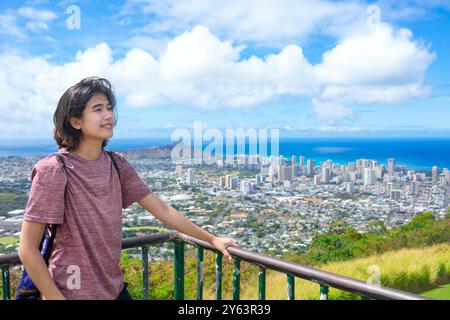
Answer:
320 284 329 300
287 274 295 300
141 245 149 300
258 267 266 300
233 258 241 300
215 254 222 300
174 241 185 300
197 247 204 300
2 265 11 300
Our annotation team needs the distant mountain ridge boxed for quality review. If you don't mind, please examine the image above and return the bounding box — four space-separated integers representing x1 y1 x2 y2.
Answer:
117 143 177 159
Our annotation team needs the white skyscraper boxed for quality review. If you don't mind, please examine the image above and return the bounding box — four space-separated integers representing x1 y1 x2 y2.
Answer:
299 155 305 167
186 168 193 186
363 168 376 185
386 182 393 196
345 182 354 193
444 168 450 183
432 166 439 184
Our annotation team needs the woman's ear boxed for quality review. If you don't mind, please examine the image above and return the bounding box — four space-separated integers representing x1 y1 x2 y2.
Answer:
69 117 82 130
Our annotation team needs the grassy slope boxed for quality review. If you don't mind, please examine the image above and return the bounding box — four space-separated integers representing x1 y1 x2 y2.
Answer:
420 283 450 300
203 243 450 300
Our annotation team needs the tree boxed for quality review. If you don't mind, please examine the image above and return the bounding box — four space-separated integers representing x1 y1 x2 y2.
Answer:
368 220 389 236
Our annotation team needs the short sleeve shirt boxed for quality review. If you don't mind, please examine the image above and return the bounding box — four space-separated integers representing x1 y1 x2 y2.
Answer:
23 147 152 300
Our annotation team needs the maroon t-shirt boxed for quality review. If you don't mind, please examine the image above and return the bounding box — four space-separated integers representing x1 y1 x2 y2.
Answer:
23 147 152 299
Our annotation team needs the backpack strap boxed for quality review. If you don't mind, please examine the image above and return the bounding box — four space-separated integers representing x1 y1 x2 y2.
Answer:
39 152 68 262
106 150 121 182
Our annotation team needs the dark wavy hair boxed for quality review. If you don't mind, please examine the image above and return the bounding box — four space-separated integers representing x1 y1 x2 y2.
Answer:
53 77 118 151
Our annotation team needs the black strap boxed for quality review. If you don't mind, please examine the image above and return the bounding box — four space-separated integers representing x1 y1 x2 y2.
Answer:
106 150 121 182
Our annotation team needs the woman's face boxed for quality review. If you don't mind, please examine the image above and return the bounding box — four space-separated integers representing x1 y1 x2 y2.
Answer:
70 93 115 143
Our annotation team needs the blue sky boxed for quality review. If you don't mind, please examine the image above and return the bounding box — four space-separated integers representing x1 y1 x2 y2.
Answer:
0 0 449 139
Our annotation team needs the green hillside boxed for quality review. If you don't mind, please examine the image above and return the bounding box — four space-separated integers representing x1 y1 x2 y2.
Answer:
118 212 450 300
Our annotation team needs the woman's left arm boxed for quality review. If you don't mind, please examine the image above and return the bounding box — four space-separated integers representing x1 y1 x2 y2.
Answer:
138 193 238 260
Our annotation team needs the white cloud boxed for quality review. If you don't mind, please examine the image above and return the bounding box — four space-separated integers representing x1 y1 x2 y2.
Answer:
18 7 57 22
0 12 28 38
0 7 57 38
312 99 355 125
314 23 435 106
18 7 57 31
319 83 432 104
25 20 49 31
0 26 318 135
315 24 434 87
124 0 367 44
0 18 436 135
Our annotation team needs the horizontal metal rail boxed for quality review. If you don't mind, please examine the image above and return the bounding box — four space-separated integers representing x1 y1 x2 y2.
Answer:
1 231 430 300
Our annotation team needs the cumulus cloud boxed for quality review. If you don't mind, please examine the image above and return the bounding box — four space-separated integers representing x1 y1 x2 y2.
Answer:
315 23 434 98
18 6 57 32
0 19 436 134
312 99 356 125
311 22 435 120
123 0 367 44
0 12 28 38
0 26 318 135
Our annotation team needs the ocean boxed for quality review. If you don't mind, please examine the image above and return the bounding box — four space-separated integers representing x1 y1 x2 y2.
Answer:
0 137 449 170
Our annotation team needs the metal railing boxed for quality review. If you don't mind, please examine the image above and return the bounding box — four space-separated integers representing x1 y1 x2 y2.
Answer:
1 231 430 300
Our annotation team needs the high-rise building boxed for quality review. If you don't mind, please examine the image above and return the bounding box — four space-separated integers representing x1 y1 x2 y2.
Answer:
291 156 297 178
240 181 254 195
363 168 376 185
220 176 226 188
231 176 239 189
386 182 393 196
322 167 330 184
347 162 356 172
410 181 420 195
313 174 321 185
375 165 384 179
280 166 293 182
299 155 305 167
307 159 315 176
444 168 450 183
390 190 401 201
278 156 284 179
175 165 183 175
387 158 395 176
345 182 354 193
255 174 265 184
375 183 383 195
432 166 439 184
186 168 193 186
225 174 234 190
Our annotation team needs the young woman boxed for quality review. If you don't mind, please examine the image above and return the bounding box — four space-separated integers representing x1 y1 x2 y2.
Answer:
18 77 237 300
